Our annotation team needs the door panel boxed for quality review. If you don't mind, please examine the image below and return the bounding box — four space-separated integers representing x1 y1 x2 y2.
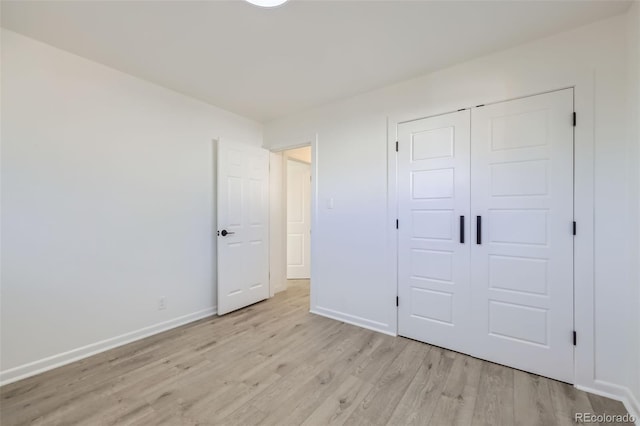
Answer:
287 159 311 279
217 140 269 315
397 89 574 383
470 89 574 382
397 109 471 354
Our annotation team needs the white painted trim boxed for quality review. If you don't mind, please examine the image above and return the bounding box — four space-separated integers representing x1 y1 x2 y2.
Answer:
0 307 216 386
311 307 396 337
386 117 399 333
309 134 319 312
576 383 640 425
280 152 289 287
571 72 596 391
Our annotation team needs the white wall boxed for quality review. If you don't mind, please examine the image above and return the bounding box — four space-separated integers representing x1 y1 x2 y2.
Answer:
265 13 640 414
0 29 263 384
627 0 640 413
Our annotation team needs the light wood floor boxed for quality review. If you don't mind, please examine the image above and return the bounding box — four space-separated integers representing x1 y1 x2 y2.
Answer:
1 280 629 425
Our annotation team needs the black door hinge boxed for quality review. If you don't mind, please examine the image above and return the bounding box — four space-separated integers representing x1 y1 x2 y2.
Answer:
395 141 398 152
396 219 399 229
573 331 577 346
573 112 577 127
396 296 399 307
573 221 577 236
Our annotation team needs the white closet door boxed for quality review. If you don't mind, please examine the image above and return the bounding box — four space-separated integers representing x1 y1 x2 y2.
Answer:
397 110 471 354
470 89 574 382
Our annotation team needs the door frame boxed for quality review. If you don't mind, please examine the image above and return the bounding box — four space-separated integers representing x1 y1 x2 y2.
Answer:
388 81 595 390
267 136 318 303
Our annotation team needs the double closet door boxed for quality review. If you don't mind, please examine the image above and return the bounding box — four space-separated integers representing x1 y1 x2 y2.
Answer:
397 89 574 383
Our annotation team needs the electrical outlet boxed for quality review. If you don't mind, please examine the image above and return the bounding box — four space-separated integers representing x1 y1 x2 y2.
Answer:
158 297 166 310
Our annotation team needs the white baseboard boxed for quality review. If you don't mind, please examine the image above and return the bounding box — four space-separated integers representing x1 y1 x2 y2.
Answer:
310 306 396 337
0 307 216 387
576 381 640 425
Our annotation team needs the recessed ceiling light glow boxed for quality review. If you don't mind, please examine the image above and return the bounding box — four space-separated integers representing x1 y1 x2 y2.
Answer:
245 0 288 7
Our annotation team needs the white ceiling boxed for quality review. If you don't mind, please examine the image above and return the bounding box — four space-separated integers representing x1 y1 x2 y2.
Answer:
1 0 632 122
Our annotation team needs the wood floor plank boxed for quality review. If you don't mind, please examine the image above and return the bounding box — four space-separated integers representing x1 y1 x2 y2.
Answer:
0 280 630 426
427 352 484 426
343 339 428 426
513 370 557 426
349 334 409 386
385 345 454 426
548 379 597 426
301 375 374 426
470 362 515 426
587 392 630 426
218 324 356 423
260 330 380 425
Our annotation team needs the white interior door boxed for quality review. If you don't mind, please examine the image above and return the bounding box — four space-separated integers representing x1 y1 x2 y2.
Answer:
470 89 574 382
217 140 269 315
287 159 311 279
397 109 472 354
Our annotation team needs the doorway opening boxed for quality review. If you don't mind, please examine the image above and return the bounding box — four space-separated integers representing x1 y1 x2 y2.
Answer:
269 144 313 296
285 148 312 280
